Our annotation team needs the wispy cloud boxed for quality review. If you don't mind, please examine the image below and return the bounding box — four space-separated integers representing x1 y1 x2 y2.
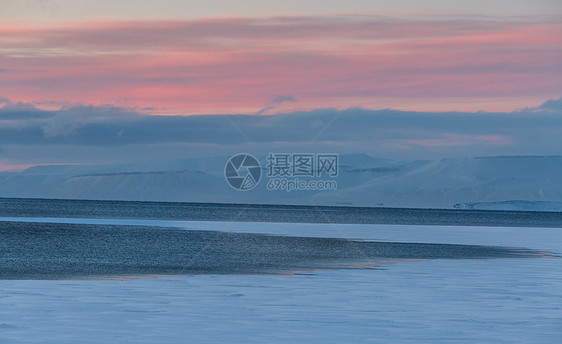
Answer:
272 95 297 104
1 15 560 113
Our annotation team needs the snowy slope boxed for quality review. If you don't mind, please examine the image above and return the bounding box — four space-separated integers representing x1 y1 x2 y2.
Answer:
0 154 414 204
311 156 562 209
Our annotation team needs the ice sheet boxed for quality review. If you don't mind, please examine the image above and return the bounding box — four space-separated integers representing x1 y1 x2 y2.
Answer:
1 216 561 250
1 220 560 343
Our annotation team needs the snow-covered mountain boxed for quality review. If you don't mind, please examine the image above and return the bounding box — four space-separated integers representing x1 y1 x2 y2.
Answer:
310 156 562 209
1 155 561 211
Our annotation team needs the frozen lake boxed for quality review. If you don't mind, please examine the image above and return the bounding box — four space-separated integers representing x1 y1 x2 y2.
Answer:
1 215 561 343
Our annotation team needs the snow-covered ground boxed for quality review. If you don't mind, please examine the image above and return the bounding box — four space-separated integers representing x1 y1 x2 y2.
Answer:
1 220 561 343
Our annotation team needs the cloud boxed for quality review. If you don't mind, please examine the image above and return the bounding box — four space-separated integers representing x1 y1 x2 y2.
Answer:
272 95 297 104
0 99 561 164
404 134 513 148
0 101 55 120
254 106 275 115
254 95 298 115
1 15 560 113
39 104 139 137
535 97 562 112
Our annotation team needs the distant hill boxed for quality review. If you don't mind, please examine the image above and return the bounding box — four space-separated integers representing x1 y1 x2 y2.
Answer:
1 155 561 211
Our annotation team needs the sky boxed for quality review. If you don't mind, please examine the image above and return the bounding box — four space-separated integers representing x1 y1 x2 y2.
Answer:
0 0 561 170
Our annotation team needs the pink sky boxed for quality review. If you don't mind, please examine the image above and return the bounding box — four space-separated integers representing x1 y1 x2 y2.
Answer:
1 15 561 114
0 163 35 172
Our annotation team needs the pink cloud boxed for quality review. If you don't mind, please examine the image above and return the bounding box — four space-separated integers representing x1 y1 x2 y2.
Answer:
0 16 560 114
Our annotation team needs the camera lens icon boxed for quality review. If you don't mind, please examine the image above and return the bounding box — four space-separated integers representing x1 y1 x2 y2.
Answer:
225 153 261 191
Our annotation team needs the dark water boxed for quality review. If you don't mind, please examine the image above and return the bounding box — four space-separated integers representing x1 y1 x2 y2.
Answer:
0 221 550 280
0 198 559 279
1 197 562 227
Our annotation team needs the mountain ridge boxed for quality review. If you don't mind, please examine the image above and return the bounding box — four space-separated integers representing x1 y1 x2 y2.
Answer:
1 155 560 211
